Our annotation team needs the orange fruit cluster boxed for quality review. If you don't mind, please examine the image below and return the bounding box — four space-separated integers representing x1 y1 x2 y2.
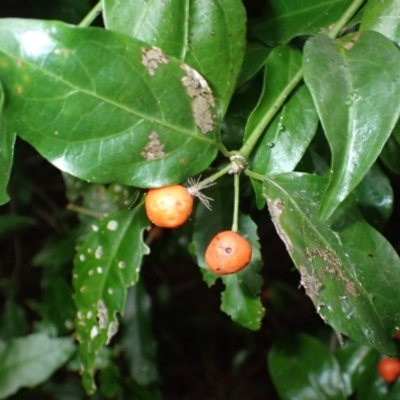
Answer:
145 184 252 275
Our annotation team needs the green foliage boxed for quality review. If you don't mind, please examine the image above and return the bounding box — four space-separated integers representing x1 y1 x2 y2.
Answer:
2 0 400 397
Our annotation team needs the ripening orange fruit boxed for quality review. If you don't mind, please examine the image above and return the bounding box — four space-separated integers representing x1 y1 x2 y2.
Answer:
145 185 193 228
205 231 252 275
378 357 400 382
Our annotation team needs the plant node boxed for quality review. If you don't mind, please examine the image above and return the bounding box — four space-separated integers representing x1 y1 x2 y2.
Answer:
229 154 248 174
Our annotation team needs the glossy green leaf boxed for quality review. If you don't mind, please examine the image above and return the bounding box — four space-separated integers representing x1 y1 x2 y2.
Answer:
0 333 76 399
380 136 400 175
335 340 379 396
236 41 270 88
0 82 15 206
251 0 352 46
361 0 400 47
193 181 265 330
121 280 158 386
303 31 400 219
263 173 400 355
247 46 318 209
0 19 219 188
353 163 393 230
103 0 246 115
268 334 346 400
73 204 150 393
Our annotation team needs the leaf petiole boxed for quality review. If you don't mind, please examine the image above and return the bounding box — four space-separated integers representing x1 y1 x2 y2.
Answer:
232 173 240 232
78 1 103 28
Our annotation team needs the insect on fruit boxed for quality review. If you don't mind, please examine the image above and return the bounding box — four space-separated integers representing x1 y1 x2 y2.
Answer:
205 230 252 275
378 357 400 382
145 185 193 228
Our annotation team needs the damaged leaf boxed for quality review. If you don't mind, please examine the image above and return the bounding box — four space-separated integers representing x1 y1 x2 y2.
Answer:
263 172 400 355
73 204 150 393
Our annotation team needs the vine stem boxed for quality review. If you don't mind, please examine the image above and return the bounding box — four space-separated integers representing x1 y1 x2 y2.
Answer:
78 1 103 28
237 0 364 160
194 164 232 191
232 173 240 232
66 203 105 218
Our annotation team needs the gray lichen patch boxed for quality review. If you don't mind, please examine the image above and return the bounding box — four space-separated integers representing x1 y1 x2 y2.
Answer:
141 46 169 76
181 63 216 134
141 131 165 160
266 197 293 252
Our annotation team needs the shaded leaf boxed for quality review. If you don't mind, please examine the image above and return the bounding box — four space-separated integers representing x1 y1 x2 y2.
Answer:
263 173 400 355
353 163 393 230
0 299 27 341
303 31 400 219
268 333 346 400
103 0 246 115
335 340 379 396
0 19 219 188
247 45 318 209
361 0 400 47
0 215 32 239
0 333 76 399
30 0 91 24
0 82 16 206
73 205 150 393
193 181 264 330
380 136 400 175
236 41 270 88
251 0 352 46
121 280 158 386
221 74 263 149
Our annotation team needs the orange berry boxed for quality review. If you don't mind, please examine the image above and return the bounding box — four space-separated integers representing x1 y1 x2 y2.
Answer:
205 231 252 275
394 330 400 340
145 185 193 228
378 357 400 382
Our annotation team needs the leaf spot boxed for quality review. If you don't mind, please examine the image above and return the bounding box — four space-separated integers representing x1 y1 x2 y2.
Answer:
91 224 99 232
107 220 118 231
87 311 93 319
141 131 165 160
79 254 86 261
108 288 113 295
97 267 103 274
299 265 322 304
181 63 216 134
77 311 84 320
266 197 293 252
90 325 99 339
118 261 126 269
88 269 94 276
141 46 169 75
95 246 103 259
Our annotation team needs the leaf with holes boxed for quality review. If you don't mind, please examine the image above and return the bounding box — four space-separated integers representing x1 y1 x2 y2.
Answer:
73 204 150 394
0 19 219 188
263 172 400 355
193 181 265 330
103 0 246 115
303 31 400 220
